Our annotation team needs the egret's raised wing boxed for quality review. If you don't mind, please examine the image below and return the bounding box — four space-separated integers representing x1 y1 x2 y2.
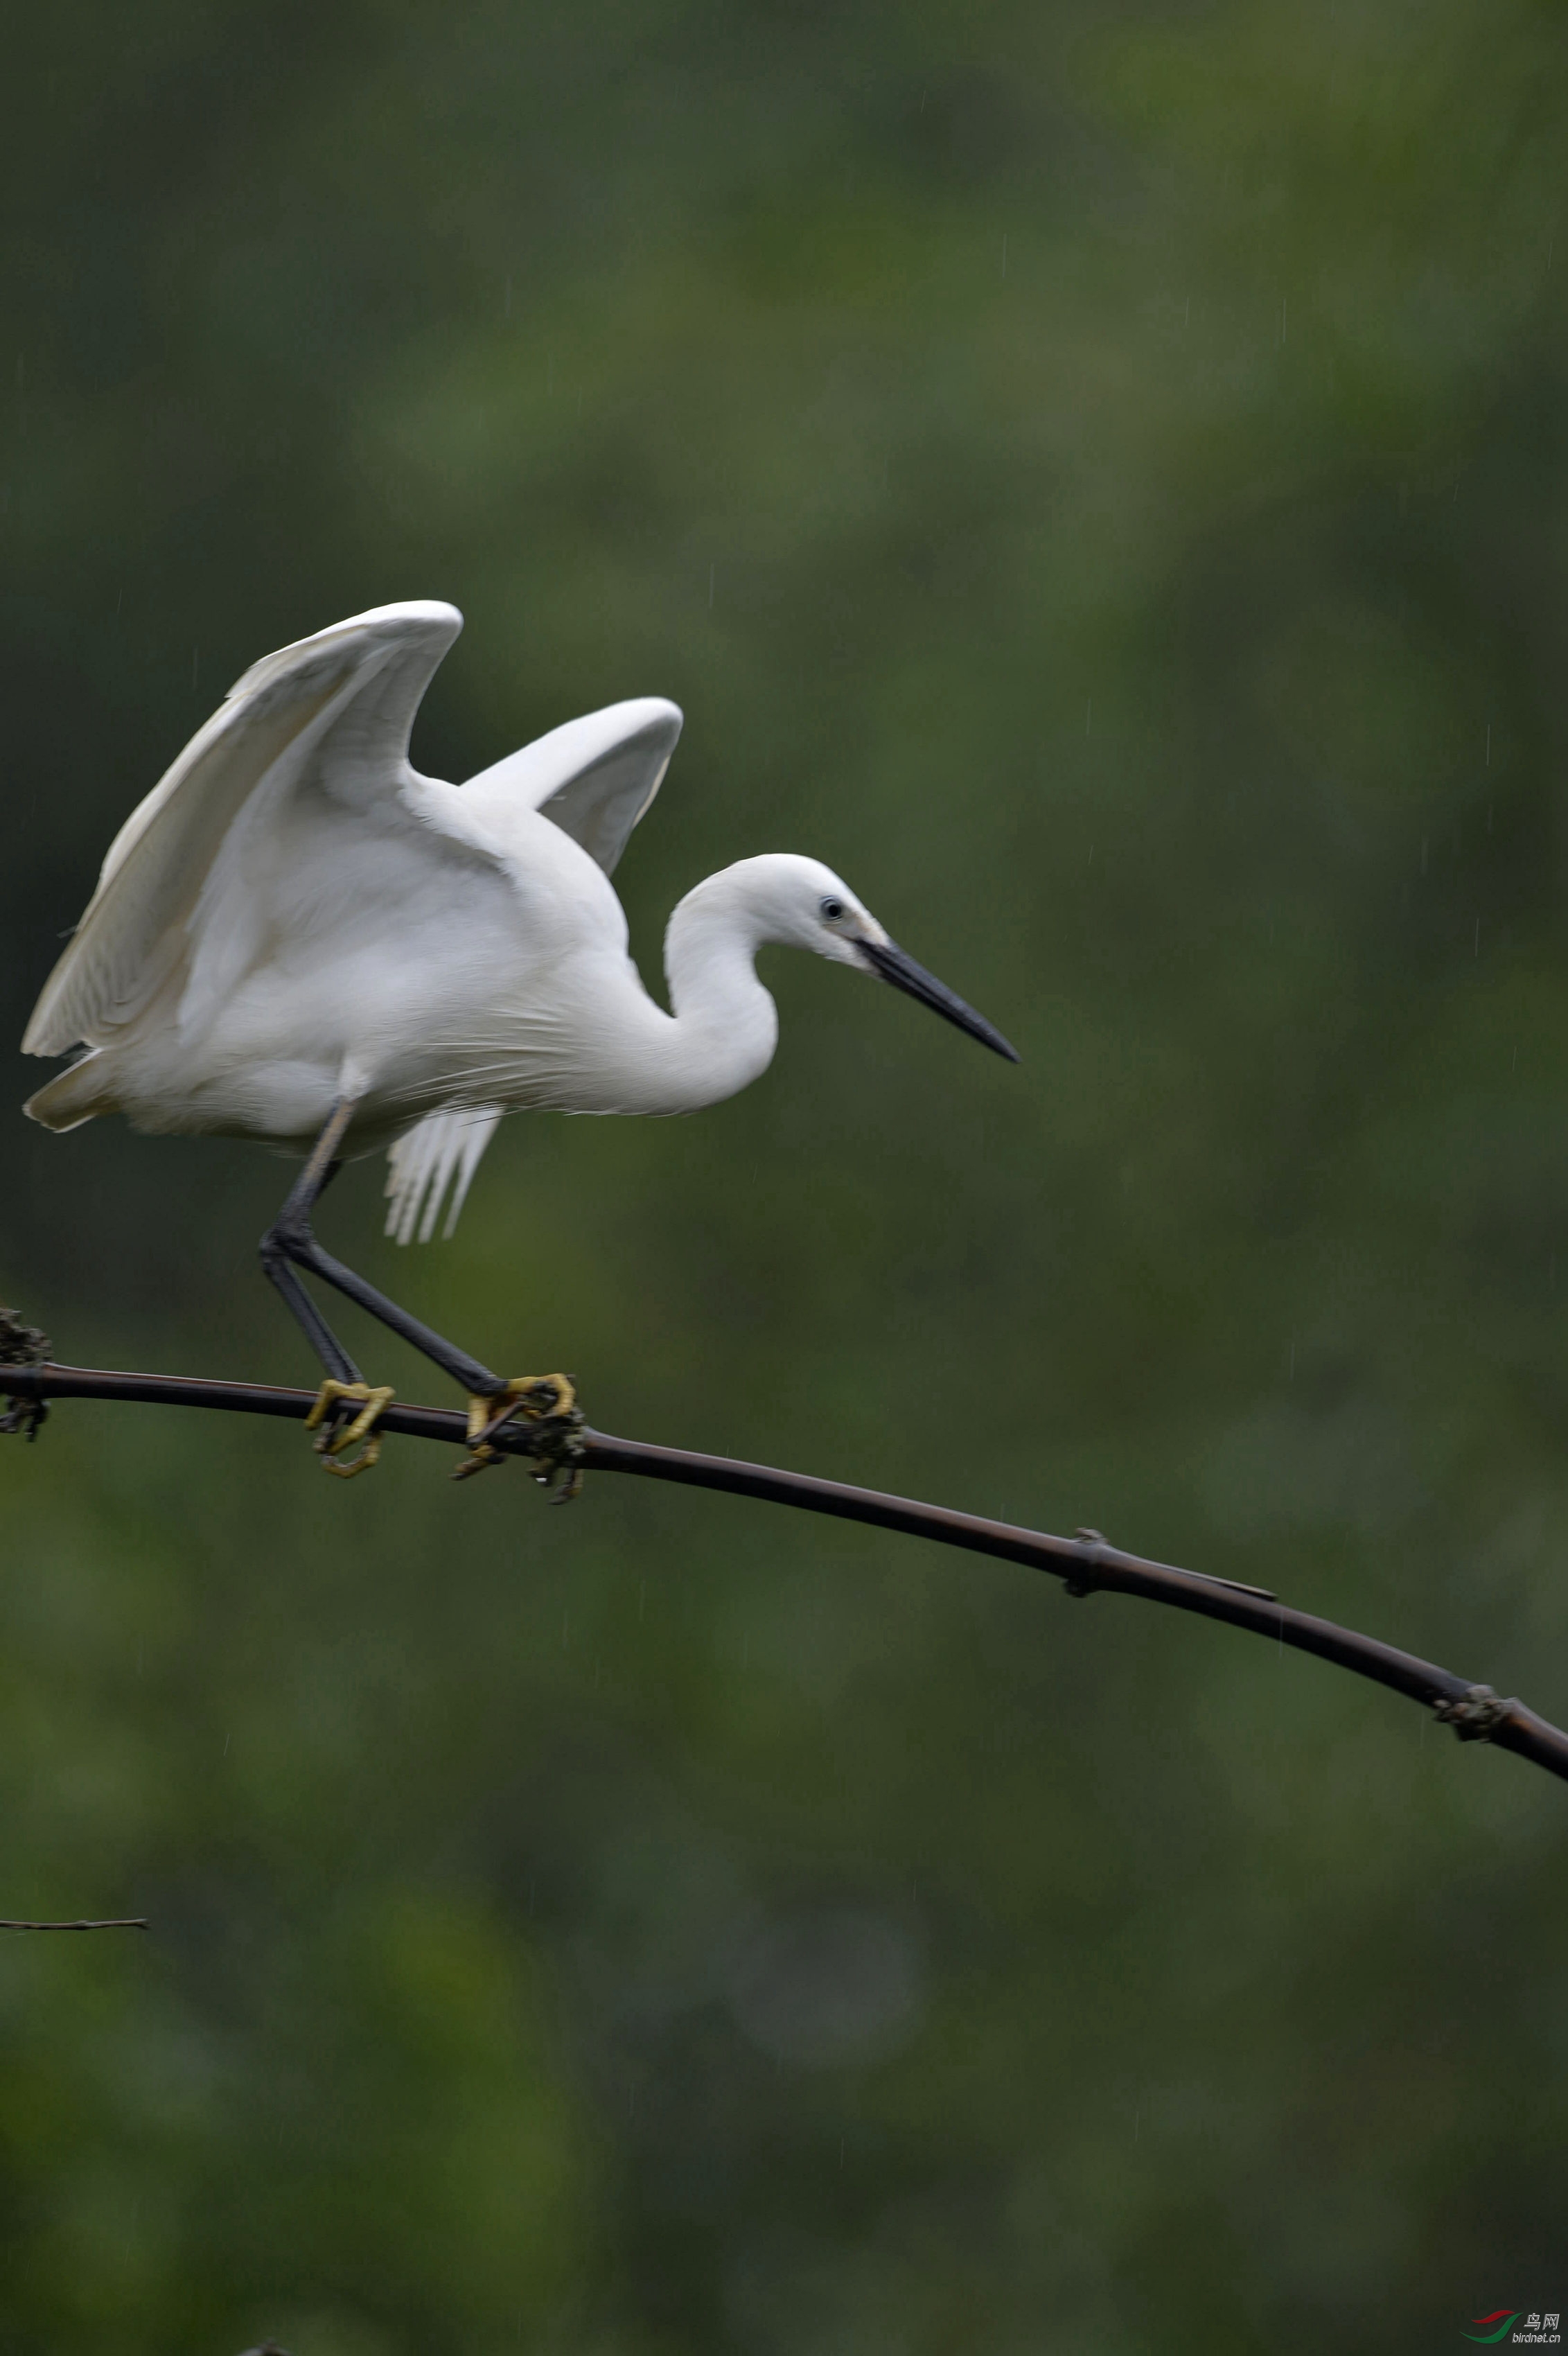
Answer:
23 601 466 1055
461 697 682 876
378 698 682 1244
379 698 682 1245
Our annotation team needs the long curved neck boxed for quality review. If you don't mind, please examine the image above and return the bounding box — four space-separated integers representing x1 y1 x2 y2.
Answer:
657 866 782 1109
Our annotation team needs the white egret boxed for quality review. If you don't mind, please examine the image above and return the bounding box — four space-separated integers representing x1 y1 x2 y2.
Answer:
21 602 1017 1477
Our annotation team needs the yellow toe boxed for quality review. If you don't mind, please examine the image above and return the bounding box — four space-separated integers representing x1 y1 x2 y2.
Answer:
305 1379 396 1478
455 1375 579 1481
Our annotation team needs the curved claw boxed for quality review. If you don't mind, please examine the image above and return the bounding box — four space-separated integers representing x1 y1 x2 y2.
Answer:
304 1379 396 1479
454 1374 583 1491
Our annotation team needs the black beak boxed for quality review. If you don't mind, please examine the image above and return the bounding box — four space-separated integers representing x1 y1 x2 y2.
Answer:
861 938 1020 1062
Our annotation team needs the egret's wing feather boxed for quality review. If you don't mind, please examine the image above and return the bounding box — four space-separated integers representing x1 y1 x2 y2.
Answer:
22 602 464 1056
462 698 682 876
385 1107 502 1245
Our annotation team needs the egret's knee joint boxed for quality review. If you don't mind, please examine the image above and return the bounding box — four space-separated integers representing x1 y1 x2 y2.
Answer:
261 1215 312 1264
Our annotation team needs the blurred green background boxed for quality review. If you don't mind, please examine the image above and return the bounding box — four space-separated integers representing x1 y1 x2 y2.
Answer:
2 0 1567 2347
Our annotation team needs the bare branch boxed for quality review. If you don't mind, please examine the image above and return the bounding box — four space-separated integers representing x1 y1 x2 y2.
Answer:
5 1358 1566 1788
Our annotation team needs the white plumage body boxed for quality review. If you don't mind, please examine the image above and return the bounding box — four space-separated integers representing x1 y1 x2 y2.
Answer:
46 782 779 1145
22 601 1012 1247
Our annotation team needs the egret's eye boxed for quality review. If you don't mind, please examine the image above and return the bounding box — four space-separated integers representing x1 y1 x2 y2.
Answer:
820 896 847 922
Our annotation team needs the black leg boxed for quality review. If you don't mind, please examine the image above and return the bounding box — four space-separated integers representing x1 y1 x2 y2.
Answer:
260 1102 364 1384
259 1100 509 1400
261 1247 363 1384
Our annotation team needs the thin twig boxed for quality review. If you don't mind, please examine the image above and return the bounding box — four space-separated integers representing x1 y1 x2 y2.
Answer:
0 1918 148 1932
4 1360 1566 1788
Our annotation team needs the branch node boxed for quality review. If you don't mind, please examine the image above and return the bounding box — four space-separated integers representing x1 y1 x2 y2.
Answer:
0 1309 51 1441
1432 1684 1516 1743
1066 1526 1110 1599
0 1308 51 1368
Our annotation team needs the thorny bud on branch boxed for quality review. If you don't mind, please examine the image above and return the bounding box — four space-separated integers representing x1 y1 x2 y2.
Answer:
1432 1684 1517 1741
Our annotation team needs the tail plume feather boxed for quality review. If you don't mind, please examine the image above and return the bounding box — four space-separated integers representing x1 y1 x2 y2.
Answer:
23 1052 111 1133
384 1109 502 1245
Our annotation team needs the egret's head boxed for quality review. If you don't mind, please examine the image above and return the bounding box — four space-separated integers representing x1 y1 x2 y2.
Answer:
734 854 1020 1063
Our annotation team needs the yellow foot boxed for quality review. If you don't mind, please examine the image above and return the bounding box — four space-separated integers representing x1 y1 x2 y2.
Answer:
304 1379 396 1479
454 1374 583 1497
